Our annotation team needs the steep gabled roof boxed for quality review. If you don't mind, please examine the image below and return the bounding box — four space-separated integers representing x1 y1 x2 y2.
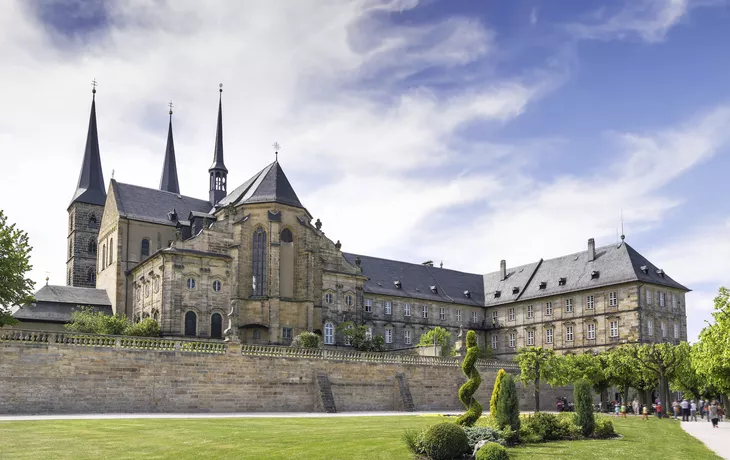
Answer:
13 285 112 323
69 93 106 208
216 161 303 209
342 253 484 306
112 180 211 226
159 114 180 194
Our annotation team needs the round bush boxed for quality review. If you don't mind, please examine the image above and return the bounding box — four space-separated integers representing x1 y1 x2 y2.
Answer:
593 415 615 439
476 442 510 460
421 422 470 460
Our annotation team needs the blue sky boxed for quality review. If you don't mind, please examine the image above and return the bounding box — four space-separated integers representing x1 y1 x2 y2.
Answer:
1 0 729 342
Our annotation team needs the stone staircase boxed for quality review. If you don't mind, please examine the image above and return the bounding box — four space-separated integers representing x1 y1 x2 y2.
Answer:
316 373 337 413
396 373 415 412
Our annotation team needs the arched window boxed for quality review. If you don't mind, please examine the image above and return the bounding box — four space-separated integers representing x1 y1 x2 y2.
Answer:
102 244 107 269
153 311 159 322
89 214 97 228
108 238 113 264
184 311 197 336
280 228 294 298
157 232 162 250
324 322 335 345
212 280 221 292
87 268 96 284
187 278 196 289
252 228 267 296
211 313 223 339
154 278 159 293
141 239 150 258
88 239 97 254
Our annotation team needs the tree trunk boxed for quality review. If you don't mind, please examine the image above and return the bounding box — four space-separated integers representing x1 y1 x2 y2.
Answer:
622 384 630 404
534 375 540 412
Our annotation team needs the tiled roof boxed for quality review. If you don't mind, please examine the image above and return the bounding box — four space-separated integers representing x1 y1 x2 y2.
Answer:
112 180 211 226
216 161 303 209
13 285 112 323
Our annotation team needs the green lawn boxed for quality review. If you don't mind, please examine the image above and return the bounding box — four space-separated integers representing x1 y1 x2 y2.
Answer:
0 415 720 460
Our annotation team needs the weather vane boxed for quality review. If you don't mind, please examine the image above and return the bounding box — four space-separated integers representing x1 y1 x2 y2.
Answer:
219 83 223 93
168 100 174 116
91 78 98 97
273 142 281 161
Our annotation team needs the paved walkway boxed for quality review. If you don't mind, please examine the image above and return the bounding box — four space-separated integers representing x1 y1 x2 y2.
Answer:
0 411 449 421
681 420 730 460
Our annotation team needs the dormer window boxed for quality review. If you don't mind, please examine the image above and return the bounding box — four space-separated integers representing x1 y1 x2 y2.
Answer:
494 290 501 298
558 277 566 286
394 280 402 289
512 287 519 295
463 290 471 298
430 285 438 294
656 269 665 278
539 281 547 290
640 265 649 274
591 270 600 279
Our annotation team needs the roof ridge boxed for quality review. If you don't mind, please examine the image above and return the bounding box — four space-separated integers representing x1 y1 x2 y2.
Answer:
116 181 207 203
343 252 480 276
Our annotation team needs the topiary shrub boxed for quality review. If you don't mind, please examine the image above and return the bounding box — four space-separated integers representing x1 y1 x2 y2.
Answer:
490 369 506 415
476 442 510 460
421 422 470 460
464 426 505 450
555 412 582 440
494 373 520 434
573 378 595 437
593 415 616 439
520 412 562 442
457 330 483 426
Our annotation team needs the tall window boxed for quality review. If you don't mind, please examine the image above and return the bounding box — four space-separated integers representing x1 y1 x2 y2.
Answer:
325 293 334 304
404 303 411 317
439 307 445 320
586 296 594 310
364 299 372 312
282 327 293 340
527 330 534 346
646 289 652 305
108 238 113 264
184 311 197 336
509 332 515 348
404 330 411 345
661 321 666 338
213 280 221 292
279 228 294 298
672 294 677 310
508 308 515 321
609 292 617 307
673 323 679 339
527 305 533 319
365 327 373 340
102 244 107 269
422 305 428 319
472 311 478 323
610 320 619 338
186 278 196 289
659 292 665 308
545 302 552 316
385 327 393 344
345 295 353 306
385 302 392 315
86 268 95 284
566 298 574 312
211 313 223 339
88 214 98 227
324 322 334 345
546 328 553 344
491 335 498 349
455 309 461 322
252 228 267 296
566 326 574 342
587 323 596 340
648 319 654 336
140 238 149 258
88 239 97 254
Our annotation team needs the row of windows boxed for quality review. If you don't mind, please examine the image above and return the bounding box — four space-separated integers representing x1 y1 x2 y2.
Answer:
321 322 425 346
183 311 223 339
185 278 222 291
646 319 681 339
507 293 616 321
361 299 481 323
495 320 621 349
645 289 680 310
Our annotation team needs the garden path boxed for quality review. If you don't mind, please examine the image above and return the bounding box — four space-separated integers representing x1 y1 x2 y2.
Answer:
681 420 730 460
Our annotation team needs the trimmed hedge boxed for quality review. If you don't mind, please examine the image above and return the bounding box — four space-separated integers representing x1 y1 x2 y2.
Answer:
420 422 470 460
476 442 510 460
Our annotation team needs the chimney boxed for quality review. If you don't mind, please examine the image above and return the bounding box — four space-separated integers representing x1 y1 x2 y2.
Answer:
588 238 595 261
500 259 507 281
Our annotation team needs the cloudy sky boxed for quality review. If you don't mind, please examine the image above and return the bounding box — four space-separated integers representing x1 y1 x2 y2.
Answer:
1 0 728 341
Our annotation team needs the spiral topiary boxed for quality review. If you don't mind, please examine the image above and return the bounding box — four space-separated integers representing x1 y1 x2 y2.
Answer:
456 330 483 426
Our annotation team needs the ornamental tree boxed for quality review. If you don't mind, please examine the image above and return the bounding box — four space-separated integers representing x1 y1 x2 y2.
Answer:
418 326 452 357
628 343 681 411
456 330 483 426
692 287 730 395
516 346 556 412
490 368 507 415
0 210 35 327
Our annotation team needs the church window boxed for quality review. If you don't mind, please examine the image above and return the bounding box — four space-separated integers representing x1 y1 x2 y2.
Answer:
345 294 353 306
108 239 113 264
211 313 223 339
187 278 196 289
86 268 95 284
279 228 294 298
102 244 107 269
325 293 334 304
153 311 159 322
141 239 150 258
88 214 98 228
213 280 222 292
252 228 267 297
184 311 197 336
88 239 97 254
385 327 393 344
324 322 334 345
136 286 140 301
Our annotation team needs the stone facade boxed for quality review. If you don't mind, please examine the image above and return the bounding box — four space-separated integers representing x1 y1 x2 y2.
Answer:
66 202 104 288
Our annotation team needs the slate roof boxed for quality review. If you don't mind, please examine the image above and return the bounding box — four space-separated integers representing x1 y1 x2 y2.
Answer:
159 115 180 194
112 180 211 226
342 253 484 306
13 285 112 323
482 261 542 306
216 161 304 209
69 93 106 208
209 91 227 173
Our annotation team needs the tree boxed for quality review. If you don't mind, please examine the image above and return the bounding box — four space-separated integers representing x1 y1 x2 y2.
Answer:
336 322 386 352
66 307 161 337
605 346 646 404
490 369 506 415
669 342 708 399
290 331 321 348
0 210 35 327
628 343 682 411
573 379 594 436
456 330 482 426
692 287 730 396
418 326 452 357
548 352 611 411
516 346 556 412
494 373 520 432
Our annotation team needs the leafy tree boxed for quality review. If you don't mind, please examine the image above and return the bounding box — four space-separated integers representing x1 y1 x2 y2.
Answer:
516 346 556 412
573 379 594 436
692 287 730 396
336 321 386 352
628 343 681 411
490 369 506 415
548 352 611 411
494 373 520 432
290 331 321 348
604 346 646 403
418 326 452 357
66 307 160 337
0 210 35 327
456 330 482 426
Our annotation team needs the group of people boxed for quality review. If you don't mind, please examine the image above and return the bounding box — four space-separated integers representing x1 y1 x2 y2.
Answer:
626 397 724 428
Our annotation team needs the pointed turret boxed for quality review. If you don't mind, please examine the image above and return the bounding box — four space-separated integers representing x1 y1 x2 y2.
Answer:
159 104 180 194
69 86 106 208
209 84 228 206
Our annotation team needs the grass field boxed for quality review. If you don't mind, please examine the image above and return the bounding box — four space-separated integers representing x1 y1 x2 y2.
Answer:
0 415 720 459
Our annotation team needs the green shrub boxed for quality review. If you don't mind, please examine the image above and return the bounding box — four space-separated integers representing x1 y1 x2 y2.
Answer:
490 369 506 415
593 415 616 439
520 412 562 442
555 412 582 440
290 331 321 348
66 306 128 335
494 373 520 433
573 379 595 437
464 426 505 449
456 330 483 427
475 414 498 429
499 425 519 446
476 442 510 460
123 318 161 337
421 422 470 460
402 429 422 454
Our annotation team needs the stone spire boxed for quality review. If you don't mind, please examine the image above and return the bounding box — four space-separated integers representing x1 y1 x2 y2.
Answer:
209 84 228 206
69 82 106 208
159 101 180 194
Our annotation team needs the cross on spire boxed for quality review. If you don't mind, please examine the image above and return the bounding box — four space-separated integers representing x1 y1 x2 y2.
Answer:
273 142 281 161
168 100 174 115
91 78 98 98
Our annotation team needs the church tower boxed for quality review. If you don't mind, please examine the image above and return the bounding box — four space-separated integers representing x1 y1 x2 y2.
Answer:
209 86 228 206
159 102 180 194
67 84 106 287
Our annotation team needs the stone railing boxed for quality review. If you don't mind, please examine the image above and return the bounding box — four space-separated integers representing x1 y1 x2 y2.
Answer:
0 329 518 369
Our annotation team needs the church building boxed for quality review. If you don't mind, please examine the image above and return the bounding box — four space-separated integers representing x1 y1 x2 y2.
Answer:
50 87 691 357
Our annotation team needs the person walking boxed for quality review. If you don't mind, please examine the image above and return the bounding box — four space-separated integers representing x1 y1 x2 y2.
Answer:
642 404 649 421
699 399 705 419
690 400 697 422
681 398 690 422
656 401 664 419
632 399 640 417
709 401 719 428
672 399 680 420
